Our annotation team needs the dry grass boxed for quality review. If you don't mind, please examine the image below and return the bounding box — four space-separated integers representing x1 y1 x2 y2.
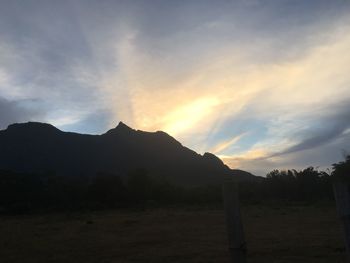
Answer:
0 204 346 263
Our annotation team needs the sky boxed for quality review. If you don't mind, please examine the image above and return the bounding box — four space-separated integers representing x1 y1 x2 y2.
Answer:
0 0 350 176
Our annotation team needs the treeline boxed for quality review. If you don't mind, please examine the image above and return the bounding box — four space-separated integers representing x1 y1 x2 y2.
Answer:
239 167 333 203
240 156 350 203
0 169 222 214
0 156 349 214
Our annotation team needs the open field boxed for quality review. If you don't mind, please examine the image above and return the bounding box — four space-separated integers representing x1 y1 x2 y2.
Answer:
0 204 346 263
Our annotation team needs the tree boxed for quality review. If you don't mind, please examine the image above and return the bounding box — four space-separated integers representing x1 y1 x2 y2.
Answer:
332 155 350 181
88 172 127 208
126 169 153 202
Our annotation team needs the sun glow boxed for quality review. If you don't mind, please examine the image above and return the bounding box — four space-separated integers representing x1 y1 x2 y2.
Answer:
211 132 247 154
161 97 220 136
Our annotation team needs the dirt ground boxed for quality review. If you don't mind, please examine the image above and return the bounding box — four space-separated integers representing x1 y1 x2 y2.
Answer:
0 204 346 263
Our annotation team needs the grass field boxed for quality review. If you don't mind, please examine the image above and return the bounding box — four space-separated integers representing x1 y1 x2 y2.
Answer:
0 204 346 263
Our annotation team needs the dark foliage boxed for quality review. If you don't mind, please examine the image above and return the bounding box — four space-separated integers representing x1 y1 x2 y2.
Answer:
1 155 349 214
0 169 223 214
332 155 350 182
245 167 334 203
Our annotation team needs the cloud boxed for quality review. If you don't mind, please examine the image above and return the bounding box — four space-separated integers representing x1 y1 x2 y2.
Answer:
221 100 350 176
59 109 113 135
0 1 113 130
271 101 350 157
83 1 350 175
0 0 349 175
211 132 248 154
0 97 46 129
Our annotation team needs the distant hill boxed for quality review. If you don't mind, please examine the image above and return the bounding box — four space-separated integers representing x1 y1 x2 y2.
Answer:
0 122 258 186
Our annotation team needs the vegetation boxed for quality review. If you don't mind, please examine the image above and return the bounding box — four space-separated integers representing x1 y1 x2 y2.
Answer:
0 156 349 262
239 167 333 203
0 155 349 214
332 155 350 181
0 169 221 214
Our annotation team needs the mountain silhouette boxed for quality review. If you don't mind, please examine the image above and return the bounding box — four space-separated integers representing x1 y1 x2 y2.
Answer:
0 122 257 186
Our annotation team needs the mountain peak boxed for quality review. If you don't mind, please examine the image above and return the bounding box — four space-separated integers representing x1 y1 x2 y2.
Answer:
104 121 134 136
116 121 131 130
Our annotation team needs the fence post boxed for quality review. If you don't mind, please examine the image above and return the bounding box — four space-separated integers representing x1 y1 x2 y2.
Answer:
333 180 350 261
223 179 247 263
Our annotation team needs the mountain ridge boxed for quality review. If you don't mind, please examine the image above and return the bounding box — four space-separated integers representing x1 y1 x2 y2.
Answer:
0 121 258 186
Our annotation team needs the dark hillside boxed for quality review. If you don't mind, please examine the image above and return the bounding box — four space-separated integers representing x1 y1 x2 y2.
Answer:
0 122 258 186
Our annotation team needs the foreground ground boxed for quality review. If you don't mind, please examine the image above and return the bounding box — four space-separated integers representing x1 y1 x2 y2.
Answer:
0 204 346 263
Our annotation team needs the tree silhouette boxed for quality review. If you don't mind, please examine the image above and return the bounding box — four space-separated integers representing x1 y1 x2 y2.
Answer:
332 155 350 181
88 172 127 208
